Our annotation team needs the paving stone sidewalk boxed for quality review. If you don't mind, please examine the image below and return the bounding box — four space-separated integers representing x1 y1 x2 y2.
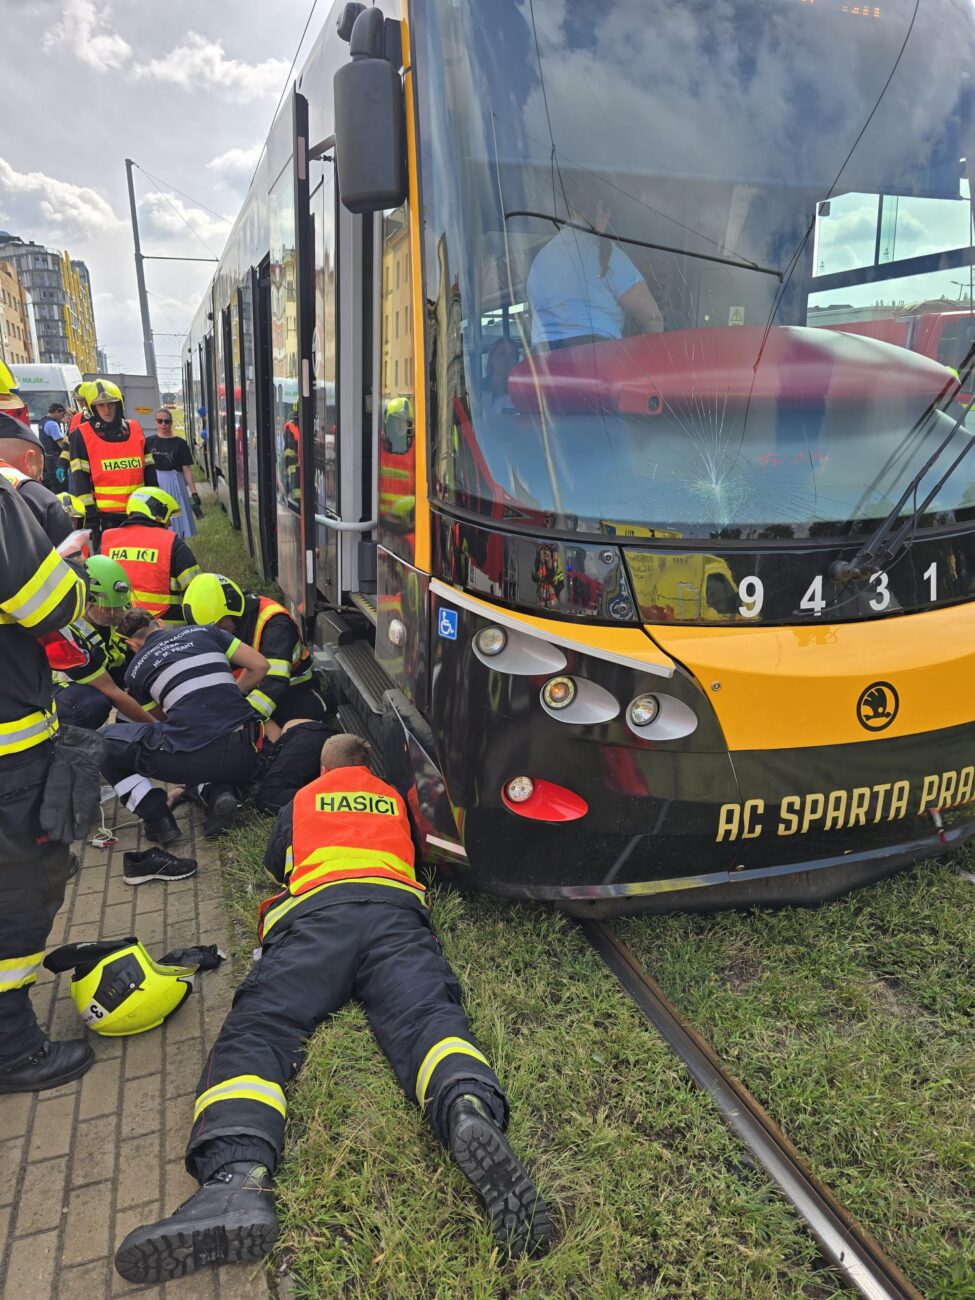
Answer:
0 797 271 1300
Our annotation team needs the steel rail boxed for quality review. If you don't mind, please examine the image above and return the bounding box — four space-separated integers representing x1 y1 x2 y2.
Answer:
579 920 922 1300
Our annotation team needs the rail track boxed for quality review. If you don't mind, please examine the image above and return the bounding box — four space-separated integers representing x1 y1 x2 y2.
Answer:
579 920 923 1300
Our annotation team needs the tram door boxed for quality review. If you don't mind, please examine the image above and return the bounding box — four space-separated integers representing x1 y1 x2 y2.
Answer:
221 305 241 529
253 259 277 581
235 285 255 558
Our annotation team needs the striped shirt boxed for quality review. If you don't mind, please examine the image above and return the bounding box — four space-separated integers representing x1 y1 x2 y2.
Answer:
125 624 253 750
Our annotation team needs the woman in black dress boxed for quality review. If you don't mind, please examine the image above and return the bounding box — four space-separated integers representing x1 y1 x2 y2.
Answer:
146 409 201 539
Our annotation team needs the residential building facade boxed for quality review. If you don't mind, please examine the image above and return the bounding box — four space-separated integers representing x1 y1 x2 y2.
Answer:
0 234 98 372
0 261 34 366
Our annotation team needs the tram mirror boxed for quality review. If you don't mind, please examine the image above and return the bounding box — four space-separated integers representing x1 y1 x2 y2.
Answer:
334 46 406 214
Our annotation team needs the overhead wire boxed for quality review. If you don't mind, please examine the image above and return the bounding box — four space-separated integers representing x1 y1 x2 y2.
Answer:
245 0 321 194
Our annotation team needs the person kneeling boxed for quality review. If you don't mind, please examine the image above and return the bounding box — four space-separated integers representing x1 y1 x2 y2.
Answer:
100 607 268 844
114 734 552 1285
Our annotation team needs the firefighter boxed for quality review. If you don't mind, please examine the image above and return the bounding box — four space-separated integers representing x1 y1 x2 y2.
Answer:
68 381 94 435
100 607 269 843
52 556 157 731
100 487 201 626
182 573 327 741
0 411 75 549
114 733 552 1285
0 474 92 1093
68 378 156 541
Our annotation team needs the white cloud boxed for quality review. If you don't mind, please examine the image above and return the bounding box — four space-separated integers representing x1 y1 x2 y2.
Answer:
207 142 263 182
139 192 231 253
136 33 288 102
43 0 132 72
0 157 124 241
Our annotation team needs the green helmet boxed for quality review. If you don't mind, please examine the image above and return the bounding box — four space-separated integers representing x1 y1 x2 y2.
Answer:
86 555 132 609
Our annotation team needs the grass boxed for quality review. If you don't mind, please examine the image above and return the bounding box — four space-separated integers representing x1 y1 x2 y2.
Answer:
196 500 975 1297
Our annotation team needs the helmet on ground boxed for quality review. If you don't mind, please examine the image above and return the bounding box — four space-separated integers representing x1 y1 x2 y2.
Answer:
183 572 246 625
43 938 195 1036
56 491 87 522
89 378 123 407
127 485 180 525
86 554 132 609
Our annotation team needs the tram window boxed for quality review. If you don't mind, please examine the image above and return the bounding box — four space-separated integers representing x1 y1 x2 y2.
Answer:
379 201 417 559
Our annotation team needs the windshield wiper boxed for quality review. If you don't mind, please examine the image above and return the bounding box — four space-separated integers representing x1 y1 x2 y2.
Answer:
831 363 975 584
504 211 784 281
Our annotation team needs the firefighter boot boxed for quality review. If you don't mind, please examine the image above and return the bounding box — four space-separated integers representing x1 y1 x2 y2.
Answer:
204 784 242 838
0 1038 94 1094
114 1162 278 1284
447 1095 553 1258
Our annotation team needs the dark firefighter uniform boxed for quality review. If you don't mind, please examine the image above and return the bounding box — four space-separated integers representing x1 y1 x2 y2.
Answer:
68 416 156 531
184 764 507 1184
0 476 87 1070
0 461 73 549
52 617 128 730
100 517 200 625
101 625 261 832
235 594 323 727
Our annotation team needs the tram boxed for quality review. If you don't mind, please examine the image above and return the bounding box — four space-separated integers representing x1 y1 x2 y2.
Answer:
185 0 975 915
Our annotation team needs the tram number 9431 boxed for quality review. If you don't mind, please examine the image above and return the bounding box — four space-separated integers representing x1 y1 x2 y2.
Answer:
736 563 939 619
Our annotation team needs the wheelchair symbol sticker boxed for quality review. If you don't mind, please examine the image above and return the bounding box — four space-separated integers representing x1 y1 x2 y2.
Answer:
438 608 458 640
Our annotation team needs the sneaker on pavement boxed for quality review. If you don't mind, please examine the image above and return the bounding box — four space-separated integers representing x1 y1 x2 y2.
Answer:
204 784 242 838
144 809 182 845
114 1162 279 1284
123 847 198 885
0 1038 94 1094
447 1094 553 1258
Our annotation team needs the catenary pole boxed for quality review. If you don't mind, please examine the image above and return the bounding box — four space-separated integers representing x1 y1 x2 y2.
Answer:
125 158 157 379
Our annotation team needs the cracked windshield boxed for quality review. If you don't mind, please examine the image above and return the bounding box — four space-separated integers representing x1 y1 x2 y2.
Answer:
416 0 975 538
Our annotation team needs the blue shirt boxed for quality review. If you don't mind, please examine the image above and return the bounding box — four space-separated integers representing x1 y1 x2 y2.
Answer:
39 417 64 449
527 227 642 347
125 624 253 750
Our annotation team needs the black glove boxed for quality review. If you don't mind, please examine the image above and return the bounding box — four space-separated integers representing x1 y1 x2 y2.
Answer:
191 491 203 520
39 725 107 845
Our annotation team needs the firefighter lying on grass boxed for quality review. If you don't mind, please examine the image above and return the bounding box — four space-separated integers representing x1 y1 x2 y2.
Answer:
115 733 553 1284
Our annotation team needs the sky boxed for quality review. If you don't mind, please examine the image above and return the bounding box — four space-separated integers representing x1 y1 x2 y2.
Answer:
2 0 322 392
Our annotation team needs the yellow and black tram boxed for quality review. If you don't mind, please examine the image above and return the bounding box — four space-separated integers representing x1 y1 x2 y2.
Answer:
185 0 975 915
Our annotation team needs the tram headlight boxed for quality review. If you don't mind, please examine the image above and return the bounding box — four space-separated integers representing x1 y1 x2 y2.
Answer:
504 776 535 804
475 626 507 657
541 676 576 710
628 694 660 728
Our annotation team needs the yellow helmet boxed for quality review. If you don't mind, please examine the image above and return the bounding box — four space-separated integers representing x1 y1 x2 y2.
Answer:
75 380 96 408
89 378 124 407
183 572 246 625
127 485 180 525
43 938 195 1036
56 491 87 522
0 360 20 398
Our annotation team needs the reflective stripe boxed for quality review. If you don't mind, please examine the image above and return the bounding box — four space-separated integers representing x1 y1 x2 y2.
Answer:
264 658 291 679
176 564 201 588
193 1074 286 1124
0 951 45 993
246 689 275 719
152 652 228 695
5 549 80 629
77 493 94 507
132 589 176 607
290 667 313 687
161 672 234 709
116 774 154 810
283 845 294 877
95 483 141 496
415 1038 491 1108
259 874 426 940
69 458 90 473
0 709 58 756
295 844 417 878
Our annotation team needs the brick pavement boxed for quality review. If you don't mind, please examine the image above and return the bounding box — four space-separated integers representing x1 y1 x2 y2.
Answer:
0 798 271 1300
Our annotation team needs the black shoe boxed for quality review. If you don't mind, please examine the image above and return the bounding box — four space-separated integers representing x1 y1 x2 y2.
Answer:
114 1162 279 1284
144 810 181 845
123 847 198 885
0 1038 95 1094
447 1095 553 1258
204 784 242 838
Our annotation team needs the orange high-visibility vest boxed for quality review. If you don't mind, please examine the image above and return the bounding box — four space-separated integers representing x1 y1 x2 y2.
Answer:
252 595 313 685
79 420 147 515
257 765 423 941
100 523 176 618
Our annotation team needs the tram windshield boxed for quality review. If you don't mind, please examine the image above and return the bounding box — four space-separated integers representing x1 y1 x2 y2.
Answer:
413 0 975 539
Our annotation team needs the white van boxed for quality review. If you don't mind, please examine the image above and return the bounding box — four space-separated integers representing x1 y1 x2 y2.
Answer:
12 363 84 426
